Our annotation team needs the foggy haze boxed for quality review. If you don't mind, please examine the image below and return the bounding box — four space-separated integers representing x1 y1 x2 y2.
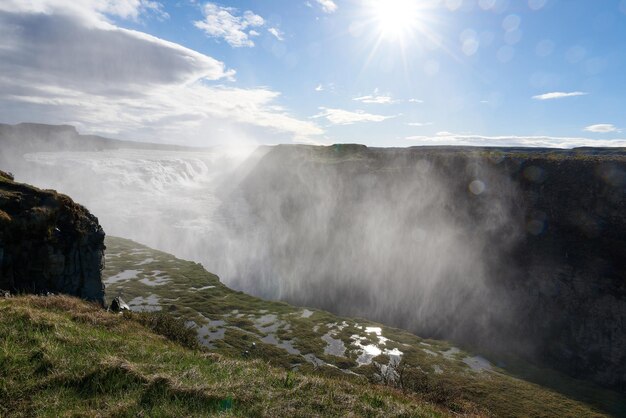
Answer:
4 141 528 349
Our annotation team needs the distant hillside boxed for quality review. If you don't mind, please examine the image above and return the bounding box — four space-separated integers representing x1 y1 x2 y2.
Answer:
0 123 208 165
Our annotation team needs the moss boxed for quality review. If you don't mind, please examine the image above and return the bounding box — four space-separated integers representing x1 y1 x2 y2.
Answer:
1 295 446 417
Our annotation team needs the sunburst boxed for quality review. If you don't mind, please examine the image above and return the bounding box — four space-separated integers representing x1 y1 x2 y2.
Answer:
370 0 425 41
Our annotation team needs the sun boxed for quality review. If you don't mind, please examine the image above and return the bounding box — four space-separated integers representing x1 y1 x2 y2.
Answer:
370 0 423 41
356 0 442 74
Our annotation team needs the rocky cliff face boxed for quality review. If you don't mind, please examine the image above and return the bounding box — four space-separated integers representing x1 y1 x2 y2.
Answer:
506 155 626 389
0 170 105 304
227 145 626 390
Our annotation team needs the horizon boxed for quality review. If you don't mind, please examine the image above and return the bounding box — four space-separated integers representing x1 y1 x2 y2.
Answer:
6 121 626 151
1 0 626 148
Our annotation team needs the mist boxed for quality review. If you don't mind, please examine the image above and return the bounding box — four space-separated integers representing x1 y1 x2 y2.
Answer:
214 146 527 347
2 136 533 353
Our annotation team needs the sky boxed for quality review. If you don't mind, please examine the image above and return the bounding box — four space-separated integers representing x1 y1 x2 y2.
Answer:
1 0 626 148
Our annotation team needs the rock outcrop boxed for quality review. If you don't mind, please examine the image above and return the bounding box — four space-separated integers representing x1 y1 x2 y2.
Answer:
0 170 105 304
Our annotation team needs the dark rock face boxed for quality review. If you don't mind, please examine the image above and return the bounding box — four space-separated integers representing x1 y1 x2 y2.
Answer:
228 145 626 389
0 170 105 304
508 157 626 389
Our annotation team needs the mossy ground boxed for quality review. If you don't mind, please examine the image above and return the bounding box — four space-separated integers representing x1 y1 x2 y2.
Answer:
102 236 622 417
0 295 448 417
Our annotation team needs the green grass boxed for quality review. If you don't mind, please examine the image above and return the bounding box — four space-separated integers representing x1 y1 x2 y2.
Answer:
0 295 447 417
102 236 621 417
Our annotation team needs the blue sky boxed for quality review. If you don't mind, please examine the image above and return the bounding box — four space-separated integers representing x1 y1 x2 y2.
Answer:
1 0 626 147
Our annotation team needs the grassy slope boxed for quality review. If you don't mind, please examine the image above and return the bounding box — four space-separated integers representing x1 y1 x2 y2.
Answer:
102 236 620 417
0 295 447 417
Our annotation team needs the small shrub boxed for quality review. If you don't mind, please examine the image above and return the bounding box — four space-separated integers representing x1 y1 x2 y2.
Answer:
279 371 297 389
129 311 199 350
399 365 464 409
360 393 385 409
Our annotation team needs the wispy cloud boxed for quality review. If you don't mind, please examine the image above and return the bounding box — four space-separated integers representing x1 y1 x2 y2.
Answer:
0 10 234 90
268 27 284 41
353 94 395 105
407 122 433 127
313 107 396 125
0 3 323 144
314 83 335 92
0 0 168 25
406 133 626 148
314 0 338 13
194 3 265 48
532 91 587 100
353 91 422 105
583 124 620 133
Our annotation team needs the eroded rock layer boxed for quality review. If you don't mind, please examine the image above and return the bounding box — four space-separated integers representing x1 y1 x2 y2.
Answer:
0 170 105 304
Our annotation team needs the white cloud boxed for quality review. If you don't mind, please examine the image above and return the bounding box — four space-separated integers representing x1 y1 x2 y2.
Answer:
352 91 422 105
0 0 167 24
268 27 284 41
2 82 323 142
315 0 337 13
194 3 265 48
0 4 323 144
353 89 396 105
314 83 335 92
353 94 395 105
140 1 169 20
406 133 626 148
313 107 396 125
583 124 620 133
407 122 433 127
0 11 233 92
532 91 587 100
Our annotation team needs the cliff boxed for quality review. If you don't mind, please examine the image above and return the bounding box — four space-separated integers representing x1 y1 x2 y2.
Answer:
0 170 105 304
506 154 626 389
226 145 626 390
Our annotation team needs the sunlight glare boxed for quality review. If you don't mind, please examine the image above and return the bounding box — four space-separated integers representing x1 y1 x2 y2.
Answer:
371 0 422 40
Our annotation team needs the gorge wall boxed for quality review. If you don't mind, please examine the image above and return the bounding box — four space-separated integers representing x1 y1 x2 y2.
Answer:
221 145 626 390
0 170 105 304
